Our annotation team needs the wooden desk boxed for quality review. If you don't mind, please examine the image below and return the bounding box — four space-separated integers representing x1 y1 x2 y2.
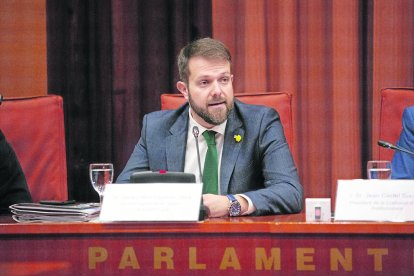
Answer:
1 214 414 275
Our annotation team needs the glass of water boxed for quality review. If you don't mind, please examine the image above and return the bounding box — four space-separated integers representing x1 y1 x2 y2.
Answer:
89 163 114 205
367 160 391 180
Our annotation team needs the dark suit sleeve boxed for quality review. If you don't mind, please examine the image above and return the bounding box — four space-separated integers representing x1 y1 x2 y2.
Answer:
116 115 151 183
240 107 303 215
391 107 414 179
0 130 32 213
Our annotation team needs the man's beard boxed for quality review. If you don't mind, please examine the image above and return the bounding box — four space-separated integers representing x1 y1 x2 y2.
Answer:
188 92 234 126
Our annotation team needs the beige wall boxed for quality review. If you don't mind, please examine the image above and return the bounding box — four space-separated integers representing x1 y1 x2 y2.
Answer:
0 0 47 97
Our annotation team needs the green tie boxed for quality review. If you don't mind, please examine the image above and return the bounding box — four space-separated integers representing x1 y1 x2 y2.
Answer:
202 130 218 194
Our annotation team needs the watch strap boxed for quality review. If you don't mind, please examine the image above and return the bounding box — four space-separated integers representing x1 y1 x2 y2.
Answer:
226 194 237 202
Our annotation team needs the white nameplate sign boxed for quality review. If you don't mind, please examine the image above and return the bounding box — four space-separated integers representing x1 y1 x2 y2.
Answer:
99 183 203 222
335 179 414 222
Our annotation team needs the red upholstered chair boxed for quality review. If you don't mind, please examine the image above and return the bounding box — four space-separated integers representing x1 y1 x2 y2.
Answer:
379 88 414 161
161 92 295 157
0 95 68 202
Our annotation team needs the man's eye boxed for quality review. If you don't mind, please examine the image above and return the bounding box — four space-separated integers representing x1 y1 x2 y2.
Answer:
199 80 209 86
220 77 229 83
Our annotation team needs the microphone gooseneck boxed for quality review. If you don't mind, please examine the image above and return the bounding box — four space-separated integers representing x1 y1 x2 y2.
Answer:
192 126 203 182
377 140 414 156
192 126 207 220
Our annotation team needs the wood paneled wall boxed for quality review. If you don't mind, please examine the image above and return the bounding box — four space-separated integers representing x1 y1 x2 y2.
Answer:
0 0 47 97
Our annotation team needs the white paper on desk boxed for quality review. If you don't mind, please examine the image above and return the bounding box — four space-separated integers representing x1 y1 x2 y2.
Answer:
99 183 203 222
334 179 414 222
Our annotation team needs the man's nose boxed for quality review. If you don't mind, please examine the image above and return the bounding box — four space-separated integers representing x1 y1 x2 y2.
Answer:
211 80 222 96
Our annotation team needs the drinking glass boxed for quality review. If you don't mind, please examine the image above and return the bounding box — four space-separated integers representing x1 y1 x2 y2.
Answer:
367 160 391 180
89 163 114 205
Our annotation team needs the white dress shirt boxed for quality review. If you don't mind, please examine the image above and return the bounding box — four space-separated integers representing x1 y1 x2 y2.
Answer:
184 108 256 215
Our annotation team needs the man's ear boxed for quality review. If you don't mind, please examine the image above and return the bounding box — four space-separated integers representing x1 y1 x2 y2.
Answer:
176 81 189 100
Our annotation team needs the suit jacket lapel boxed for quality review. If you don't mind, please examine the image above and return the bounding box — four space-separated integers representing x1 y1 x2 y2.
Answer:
166 108 189 171
220 107 244 194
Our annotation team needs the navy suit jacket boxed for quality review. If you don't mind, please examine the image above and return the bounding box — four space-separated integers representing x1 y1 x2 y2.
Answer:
117 100 303 215
391 106 414 179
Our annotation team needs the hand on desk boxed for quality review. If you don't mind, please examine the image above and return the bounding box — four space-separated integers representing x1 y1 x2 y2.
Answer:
202 194 248 218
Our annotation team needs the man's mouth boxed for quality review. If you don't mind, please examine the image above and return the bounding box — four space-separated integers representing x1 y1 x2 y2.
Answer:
208 101 225 107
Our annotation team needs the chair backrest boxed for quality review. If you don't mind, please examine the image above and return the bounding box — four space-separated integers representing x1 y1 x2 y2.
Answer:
0 95 68 201
379 87 414 161
161 92 295 156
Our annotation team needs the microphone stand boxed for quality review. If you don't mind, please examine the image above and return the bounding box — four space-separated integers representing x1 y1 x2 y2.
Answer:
192 126 203 182
193 126 206 220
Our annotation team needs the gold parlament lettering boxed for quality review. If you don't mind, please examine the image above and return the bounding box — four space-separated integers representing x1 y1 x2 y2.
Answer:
154 247 174 270
296 248 315 271
330 248 352 271
189 247 206 270
86 245 400 272
367 248 388 272
219 247 241 270
255 247 281 270
88 247 108 269
119 246 140 269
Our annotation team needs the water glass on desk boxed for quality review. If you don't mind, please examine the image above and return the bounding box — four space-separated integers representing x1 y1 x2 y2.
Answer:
89 163 114 205
367 160 391 179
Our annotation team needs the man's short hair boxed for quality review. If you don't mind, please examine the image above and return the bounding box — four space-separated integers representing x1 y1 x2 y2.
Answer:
177 37 232 84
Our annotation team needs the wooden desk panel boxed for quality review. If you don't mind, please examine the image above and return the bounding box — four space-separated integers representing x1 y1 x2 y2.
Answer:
1 214 414 275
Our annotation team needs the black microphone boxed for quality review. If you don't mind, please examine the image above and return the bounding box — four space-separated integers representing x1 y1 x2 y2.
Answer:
192 126 203 182
378 140 414 156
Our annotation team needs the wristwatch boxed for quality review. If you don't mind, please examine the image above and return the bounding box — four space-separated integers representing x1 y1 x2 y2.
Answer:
226 194 241 217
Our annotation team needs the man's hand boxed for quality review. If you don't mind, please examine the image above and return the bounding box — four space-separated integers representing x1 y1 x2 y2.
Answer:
202 194 248 218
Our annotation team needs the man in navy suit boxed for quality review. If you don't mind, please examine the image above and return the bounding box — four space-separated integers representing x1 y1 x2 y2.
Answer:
117 38 303 217
392 106 414 179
